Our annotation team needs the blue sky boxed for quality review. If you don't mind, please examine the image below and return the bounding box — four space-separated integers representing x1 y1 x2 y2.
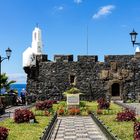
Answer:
0 0 140 83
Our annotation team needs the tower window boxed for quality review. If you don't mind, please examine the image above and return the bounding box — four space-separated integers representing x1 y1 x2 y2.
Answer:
70 75 75 84
34 33 36 40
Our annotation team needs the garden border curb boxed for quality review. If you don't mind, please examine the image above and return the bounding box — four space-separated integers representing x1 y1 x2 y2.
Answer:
90 113 119 140
40 113 58 140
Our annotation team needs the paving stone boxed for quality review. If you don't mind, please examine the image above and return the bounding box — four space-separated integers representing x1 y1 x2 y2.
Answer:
57 131 64 134
64 135 76 139
49 116 107 140
90 135 104 139
65 132 75 136
52 138 64 140
77 138 91 140
88 131 100 135
56 134 64 138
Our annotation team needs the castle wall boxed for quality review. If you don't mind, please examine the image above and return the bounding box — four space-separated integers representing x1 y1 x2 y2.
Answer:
24 53 140 101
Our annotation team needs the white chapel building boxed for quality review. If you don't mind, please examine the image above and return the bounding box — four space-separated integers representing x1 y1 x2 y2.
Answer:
23 26 43 67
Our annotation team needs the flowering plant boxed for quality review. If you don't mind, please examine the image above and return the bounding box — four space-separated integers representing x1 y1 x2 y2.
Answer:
116 108 136 121
97 98 110 109
0 126 9 140
14 109 35 123
134 122 140 140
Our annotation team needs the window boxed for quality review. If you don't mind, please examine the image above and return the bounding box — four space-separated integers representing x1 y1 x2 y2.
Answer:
70 75 75 84
34 33 36 40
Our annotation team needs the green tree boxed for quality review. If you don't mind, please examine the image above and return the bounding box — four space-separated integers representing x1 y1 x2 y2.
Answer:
0 73 16 92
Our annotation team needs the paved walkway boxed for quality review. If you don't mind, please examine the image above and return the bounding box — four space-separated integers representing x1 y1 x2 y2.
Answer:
51 116 107 140
114 100 140 115
0 104 34 121
125 103 140 115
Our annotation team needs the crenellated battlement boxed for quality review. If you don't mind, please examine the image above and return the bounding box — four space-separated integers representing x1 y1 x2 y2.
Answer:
35 54 139 63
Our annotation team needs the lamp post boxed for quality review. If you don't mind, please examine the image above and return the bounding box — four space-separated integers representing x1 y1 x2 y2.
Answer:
0 48 12 93
129 29 140 101
130 29 140 46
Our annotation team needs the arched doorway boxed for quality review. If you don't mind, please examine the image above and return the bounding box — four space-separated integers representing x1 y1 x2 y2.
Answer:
111 83 120 96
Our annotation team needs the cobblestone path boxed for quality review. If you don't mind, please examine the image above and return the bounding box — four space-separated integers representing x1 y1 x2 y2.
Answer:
50 116 107 140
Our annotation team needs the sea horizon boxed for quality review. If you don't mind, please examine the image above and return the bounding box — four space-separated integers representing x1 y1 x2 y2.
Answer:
10 83 26 96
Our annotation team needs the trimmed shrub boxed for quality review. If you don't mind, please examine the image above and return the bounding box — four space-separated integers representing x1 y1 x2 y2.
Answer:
134 122 140 140
116 108 136 122
97 98 110 109
14 109 35 123
0 126 9 140
35 100 54 110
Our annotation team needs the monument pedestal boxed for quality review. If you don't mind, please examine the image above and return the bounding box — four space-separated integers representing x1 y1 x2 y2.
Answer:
67 94 80 109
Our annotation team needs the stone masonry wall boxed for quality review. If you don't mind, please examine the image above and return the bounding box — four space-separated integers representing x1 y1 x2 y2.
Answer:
24 53 140 101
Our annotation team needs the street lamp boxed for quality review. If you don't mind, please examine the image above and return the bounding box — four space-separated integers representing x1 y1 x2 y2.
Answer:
130 29 140 46
0 48 12 93
129 29 139 101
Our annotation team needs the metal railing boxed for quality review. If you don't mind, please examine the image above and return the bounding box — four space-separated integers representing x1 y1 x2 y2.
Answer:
90 113 119 140
53 119 62 140
40 113 58 140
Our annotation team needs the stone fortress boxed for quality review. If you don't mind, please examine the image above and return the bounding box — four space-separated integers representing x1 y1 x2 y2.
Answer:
23 26 140 101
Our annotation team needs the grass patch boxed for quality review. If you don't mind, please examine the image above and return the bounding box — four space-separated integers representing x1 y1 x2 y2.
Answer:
0 116 51 140
99 115 134 140
0 103 60 140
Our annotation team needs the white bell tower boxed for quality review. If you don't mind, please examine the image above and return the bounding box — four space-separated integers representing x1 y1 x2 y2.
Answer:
31 27 43 54
23 26 43 67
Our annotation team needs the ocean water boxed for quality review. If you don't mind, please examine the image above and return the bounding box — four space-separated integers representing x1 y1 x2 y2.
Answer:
10 84 26 96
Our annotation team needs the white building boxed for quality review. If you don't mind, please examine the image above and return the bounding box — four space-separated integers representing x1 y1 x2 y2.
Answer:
23 27 43 67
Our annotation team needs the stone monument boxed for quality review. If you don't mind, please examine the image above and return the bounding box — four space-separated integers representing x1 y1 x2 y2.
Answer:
64 88 80 109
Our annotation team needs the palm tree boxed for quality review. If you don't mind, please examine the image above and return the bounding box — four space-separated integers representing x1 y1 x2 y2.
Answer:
0 73 16 92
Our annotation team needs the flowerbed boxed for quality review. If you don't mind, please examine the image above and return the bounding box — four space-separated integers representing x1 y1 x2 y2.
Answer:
97 98 110 109
35 100 55 110
0 126 9 140
14 109 35 123
116 108 136 122
68 108 80 115
134 122 140 140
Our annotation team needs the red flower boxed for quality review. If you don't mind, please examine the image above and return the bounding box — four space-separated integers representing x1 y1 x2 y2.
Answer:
14 109 35 123
0 126 9 140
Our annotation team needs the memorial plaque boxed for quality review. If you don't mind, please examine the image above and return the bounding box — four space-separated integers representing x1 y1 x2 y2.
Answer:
67 94 79 105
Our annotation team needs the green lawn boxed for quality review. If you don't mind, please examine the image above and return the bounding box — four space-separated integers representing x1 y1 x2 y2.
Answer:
86 101 134 140
99 115 134 140
0 116 51 140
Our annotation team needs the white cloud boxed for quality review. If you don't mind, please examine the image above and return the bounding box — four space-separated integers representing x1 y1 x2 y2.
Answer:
52 6 64 14
93 5 115 19
121 24 128 28
7 73 27 84
74 0 82 4
58 6 64 11
54 6 64 12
